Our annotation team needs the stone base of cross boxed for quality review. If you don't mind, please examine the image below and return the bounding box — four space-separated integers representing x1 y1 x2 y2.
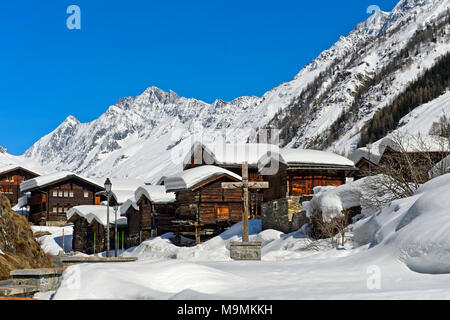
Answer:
222 162 269 260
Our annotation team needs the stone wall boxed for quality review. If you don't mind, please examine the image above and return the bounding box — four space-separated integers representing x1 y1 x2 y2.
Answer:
261 196 311 234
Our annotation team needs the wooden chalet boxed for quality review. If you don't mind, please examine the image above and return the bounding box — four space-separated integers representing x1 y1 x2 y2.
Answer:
20 172 105 226
350 135 450 182
183 142 278 219
121 185 176 248
67 205 128 254
164 165 244 244
0 165 39 207
258 149 357 233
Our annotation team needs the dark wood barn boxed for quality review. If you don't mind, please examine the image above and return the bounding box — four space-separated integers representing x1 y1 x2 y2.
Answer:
0 165 39 207
259 149 357 233
68 205 128 254
20 172 104 225
349 136 450 182
182 142 276 219
164 165 244 244
121 185 176 248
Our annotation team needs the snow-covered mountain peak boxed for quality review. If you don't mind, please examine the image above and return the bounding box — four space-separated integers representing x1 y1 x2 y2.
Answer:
362 10 390 36
63 115 80 126
0 146 8 154
8 0 448 183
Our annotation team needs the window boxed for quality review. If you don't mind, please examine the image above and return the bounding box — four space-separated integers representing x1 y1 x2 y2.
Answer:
69 191 74 198
64 191 68 197
58 207 63 213
215 205 230 220
53 191 58 197
10 176 14 182
53 207 57 213
58 191 63 197
84 191 89 198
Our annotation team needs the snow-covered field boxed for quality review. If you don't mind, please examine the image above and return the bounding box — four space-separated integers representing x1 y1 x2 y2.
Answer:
36 174 450 300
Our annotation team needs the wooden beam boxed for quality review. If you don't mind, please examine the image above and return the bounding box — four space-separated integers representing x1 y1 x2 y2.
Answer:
222 182 269 189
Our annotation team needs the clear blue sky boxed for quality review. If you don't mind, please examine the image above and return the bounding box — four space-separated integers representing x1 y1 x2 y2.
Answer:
0 0 399 155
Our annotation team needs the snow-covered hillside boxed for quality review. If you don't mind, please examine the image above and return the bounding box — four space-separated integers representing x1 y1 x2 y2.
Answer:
3 0 449 182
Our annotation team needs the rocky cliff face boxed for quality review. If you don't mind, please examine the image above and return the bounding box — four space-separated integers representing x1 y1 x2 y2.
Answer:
0 195 52 280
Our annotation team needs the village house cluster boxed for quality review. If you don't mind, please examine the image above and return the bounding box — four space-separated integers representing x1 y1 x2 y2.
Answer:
1 138 448 254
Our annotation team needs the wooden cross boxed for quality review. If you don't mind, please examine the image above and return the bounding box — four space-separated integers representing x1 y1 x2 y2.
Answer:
222 162 269 242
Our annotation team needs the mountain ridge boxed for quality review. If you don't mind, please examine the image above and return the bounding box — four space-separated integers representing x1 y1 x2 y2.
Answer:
3 0 449 183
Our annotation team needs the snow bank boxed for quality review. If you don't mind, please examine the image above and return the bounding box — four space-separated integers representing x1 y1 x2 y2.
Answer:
122 220 264 262
354 174 450 274
32 226 73 255
304 176 390 221
53 259 247 300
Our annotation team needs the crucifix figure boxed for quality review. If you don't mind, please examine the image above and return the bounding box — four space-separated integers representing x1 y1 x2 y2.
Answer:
222 162 269 242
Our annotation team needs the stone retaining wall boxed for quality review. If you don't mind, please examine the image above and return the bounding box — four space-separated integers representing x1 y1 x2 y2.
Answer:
261 196 311 234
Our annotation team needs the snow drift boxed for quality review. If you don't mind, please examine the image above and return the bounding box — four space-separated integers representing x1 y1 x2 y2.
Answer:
354 173 450 274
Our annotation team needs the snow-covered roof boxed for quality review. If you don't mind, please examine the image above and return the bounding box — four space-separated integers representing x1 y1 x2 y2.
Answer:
258 148 355 172
20 171 103 193
120 199 139 216
183 141 280 168
165 165 242 192
378 135 449 154
348 146 382 165
91 178 146 204
350 134 450 166
155 176 167 185
429 154 450 179
0 164 40 177
135 185 176 204
17 193 30 208
67 205 127 226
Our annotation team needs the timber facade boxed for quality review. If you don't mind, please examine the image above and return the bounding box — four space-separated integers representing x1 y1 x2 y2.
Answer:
25 177 104 226
70 215 127 254
170 174 244 244
0 167 39 207
261 161 356 233
184 144 264 219
124 196 176 248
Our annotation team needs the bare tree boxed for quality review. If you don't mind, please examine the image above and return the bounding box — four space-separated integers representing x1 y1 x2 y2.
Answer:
361 132 450 200
309 208 359 248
